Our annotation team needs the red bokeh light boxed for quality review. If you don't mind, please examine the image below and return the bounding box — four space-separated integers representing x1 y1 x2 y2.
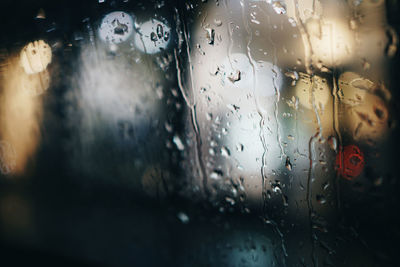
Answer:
335 145 365 180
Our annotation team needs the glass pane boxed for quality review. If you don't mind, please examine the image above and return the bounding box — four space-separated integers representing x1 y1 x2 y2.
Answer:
0 0 399 266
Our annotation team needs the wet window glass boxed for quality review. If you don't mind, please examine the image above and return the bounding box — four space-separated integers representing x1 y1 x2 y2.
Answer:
0 0 399 266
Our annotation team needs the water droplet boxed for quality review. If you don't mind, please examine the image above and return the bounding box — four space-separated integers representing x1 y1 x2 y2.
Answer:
349 19 358 30
173 135 185 151
165 122 173 132
36 8 46 19
150 32 158 42
282 194 289 206
228 70 241 83
316 195 326 204
386 44 397 57
285 70 299 82
328 136 337 151
227 104 240 112
214 18 222 27
271 181 282 193
225 197 235 205
362 58 370 70
386 28 397 57
322 182 329 191
351 0 362 6
177 212 189 224
208 147 215 155
205 28 215 45
210 170 223 179
285 157 292 171
156 24 164 39
163 31 170 41
220 146 231 157
288 17 296 27
236 143 244 152
272 2 286 15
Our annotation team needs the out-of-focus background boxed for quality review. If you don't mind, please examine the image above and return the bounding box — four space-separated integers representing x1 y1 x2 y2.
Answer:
0 0 399 266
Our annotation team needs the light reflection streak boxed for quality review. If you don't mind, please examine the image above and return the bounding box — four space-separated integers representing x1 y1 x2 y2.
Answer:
65 41 164 181
188 0 338 212
189 0 289 203
0 54 46 175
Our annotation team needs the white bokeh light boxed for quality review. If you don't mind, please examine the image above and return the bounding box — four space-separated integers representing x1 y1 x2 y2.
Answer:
98 11 134 44
133 19 171 54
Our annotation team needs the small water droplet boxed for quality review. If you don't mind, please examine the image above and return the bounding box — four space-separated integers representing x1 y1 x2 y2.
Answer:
236 143 244 152
271 181 282 193
165 122 173 132
205 27 215 45
288 17 296 27
209 148 215 156
220 146 231 157
285 70 299 82
156 24 164 39
228 70 241 83
272 2 286 15
328 136 337 151
177 212 189 224
316 195 326 204
349 19 358 30
387 44 397 57
227 104 240 112
173 135 185 151
225 197 235 205
164 30 170 41
150 32 158 42
322 182 329 191
36 8 46 19
210 170 223 179
285 157 292 171
214 18 222 27
362 58 370 70
282 194 289 206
